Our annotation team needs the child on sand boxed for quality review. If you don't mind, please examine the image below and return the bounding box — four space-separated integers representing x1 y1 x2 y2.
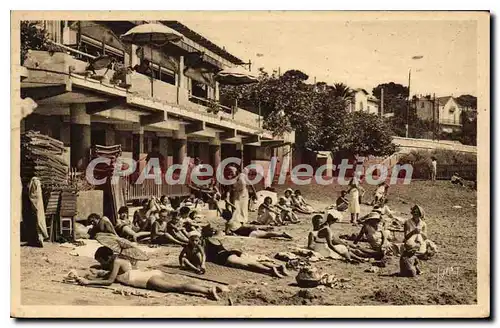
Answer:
75 246 222 300
276 197 299 224
150 209 187 246
335 190 349 212
399 243 422 277
292 190 315 214
178 206 201 232
255 197 283 225
166 210 190 244
179 230 206 274
115 206 150 242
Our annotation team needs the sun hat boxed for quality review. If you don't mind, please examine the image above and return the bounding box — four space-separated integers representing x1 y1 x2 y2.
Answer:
285 188 294 194
411 205 425 219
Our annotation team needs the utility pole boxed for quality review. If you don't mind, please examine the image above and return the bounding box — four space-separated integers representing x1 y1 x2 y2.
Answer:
406 69 411 138
380 87 384 117
432 93 436 140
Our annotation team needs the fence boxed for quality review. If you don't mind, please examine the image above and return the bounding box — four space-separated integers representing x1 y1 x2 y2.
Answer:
119 176 191 202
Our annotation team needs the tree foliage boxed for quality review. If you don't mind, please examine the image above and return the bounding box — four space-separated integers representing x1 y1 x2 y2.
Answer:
220 69 397 157
21 21 49 64
456 94 477 110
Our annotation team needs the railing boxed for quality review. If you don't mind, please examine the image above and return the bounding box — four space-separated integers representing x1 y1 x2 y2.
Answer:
120 176 191 201
439 118 461 126
188 94 233 115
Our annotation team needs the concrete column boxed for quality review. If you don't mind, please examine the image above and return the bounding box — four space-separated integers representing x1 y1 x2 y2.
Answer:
132 127 144 163
209 138 221 172
178 56 185 88
198 142 210 165
243 146 254 167
173 138 187 165
215 81 220 101
131 44 139 67
105 126 116 146
70 104 91 171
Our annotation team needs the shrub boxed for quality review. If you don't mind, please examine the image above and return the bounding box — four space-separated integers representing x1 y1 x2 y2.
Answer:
397 149 476 180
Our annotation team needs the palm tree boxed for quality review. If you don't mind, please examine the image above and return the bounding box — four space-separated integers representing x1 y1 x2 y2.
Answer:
330 83 355 110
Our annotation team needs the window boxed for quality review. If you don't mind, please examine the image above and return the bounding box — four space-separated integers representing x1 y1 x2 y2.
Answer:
191 80 208 99
359 102 364 111
79 35 125 65
421 102 425 108
150 63 176 85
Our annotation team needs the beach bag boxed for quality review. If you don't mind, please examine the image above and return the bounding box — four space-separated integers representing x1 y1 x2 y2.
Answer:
295 266 322 288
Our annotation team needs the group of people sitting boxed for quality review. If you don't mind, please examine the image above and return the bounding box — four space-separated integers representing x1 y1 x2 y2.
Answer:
305 191 437 277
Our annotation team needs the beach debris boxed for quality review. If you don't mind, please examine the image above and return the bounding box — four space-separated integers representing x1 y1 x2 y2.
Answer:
111 287 152 298
364 266 379 273
452 205 463 209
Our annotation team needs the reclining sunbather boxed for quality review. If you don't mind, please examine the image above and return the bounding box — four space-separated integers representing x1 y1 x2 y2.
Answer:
75 246 223 300
115 206 150 242
201 225 289 278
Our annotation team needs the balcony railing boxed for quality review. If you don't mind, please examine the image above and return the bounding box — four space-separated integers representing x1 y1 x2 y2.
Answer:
23 45 265 130
439 119 461 126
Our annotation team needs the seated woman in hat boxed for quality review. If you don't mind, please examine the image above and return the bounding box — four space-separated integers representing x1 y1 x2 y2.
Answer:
307 214 365 263
75 246 224 301
404 205 437 260
350 212 393 259
201 225 289 278
291 189 316 214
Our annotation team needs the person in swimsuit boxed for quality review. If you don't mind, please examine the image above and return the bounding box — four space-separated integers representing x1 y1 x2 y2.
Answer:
166 210 190 244
150 209 187 246
276 197 299 223
75 246 223 300
335 190 349 212
178 206 201 232
158 195 174 212
255 197 282 225
201 225 289 278
88 214 117 238
351 212 391 259
372 182 389 205
291 189 315 214
307 215 365 263
179 230 206 274
133 199 154 232
115 206 150 242
224 214 293 240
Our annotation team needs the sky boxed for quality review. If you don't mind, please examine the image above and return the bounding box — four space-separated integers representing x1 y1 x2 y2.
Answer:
179 12 478 97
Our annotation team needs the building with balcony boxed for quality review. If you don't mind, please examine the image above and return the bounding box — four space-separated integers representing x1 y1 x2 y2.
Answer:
414 95 462 133
19 20 294 201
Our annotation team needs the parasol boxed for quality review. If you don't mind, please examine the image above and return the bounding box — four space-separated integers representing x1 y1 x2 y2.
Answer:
121 23 183 96
215 65 258 86
95 233 149 261
121 23 183 45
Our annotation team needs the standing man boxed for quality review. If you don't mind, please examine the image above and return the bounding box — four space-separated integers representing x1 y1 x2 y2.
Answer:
430 156 437 182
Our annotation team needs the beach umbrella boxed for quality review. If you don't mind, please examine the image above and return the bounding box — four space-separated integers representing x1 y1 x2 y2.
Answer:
95 233 149 261
121 23 183 46
215 65 258 86
121 23 183 96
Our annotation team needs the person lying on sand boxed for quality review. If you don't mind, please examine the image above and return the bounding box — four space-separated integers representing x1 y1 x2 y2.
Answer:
201 225 289 278
290 189 315 214
308 214 365 263
75 246 222 300
88 214 117 238
150 209 188 246
179 230 206 274
224 211 293 240
115 206 150 242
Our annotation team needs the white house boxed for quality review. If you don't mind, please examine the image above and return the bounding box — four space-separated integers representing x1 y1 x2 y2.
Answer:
414 96 462 132
348 88 379 115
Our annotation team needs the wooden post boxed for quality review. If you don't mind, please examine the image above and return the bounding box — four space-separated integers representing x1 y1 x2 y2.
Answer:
380 88 384 117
